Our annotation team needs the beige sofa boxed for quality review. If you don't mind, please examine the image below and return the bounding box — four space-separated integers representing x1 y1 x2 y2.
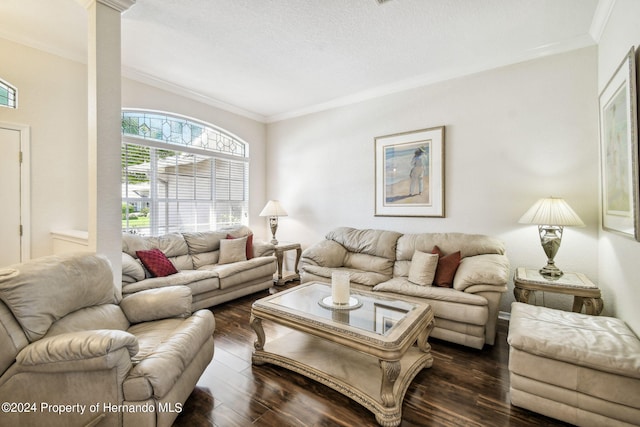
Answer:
121 225 277 311
508 302 640 426
0 253 215 427
300 227 510 349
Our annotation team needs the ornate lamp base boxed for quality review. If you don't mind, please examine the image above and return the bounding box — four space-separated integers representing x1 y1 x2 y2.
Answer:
539 263 563 278
269 216 279 245
538 225 564 278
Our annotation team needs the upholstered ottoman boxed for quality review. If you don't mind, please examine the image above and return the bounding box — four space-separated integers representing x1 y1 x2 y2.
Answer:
507 302 640 427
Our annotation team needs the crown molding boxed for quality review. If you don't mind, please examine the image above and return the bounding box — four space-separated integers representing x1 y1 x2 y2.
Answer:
589 0 616 43
75 0 136 13
121 66 267 123
266 34 596 123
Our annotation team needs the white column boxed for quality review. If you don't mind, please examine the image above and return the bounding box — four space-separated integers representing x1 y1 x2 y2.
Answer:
81 0 135 293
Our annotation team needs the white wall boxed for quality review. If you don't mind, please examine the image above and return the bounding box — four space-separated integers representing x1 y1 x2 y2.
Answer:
596 0 640 334
121 78 269 240
267 47 600 314
0 37 270 264
0 38 88 259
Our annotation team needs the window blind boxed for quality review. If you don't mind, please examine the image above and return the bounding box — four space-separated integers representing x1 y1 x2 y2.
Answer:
122 142 248 235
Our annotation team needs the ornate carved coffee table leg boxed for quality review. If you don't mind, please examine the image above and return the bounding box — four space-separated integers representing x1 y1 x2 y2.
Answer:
416 320 435 367
250 314 266 365
378 359 402 426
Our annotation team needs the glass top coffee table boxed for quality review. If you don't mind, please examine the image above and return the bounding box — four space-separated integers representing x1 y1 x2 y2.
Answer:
250 281 434 427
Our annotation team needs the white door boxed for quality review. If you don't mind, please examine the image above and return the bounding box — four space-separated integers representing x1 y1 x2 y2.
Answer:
0 126 22 266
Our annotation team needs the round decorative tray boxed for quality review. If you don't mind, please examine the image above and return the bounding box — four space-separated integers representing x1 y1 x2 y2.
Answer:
318 296 362 311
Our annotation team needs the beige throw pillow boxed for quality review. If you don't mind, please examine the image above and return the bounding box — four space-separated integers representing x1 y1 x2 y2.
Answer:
218 236 248 264
408 250 439 286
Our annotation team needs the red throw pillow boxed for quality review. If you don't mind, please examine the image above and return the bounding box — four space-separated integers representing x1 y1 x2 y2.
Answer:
226 233 254 259
431 245 461 288
136 248 178 278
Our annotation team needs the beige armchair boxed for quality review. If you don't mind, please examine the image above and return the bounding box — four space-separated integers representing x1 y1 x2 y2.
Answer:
0 253 215 427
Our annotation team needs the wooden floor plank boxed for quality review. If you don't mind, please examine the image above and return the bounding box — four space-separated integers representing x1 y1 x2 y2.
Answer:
173 282 571 426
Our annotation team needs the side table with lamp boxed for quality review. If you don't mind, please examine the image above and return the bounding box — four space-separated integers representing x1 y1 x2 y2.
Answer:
259 200 301 285
516 197 604 315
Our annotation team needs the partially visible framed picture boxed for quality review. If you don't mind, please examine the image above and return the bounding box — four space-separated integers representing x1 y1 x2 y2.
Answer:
599 47 640 240
374 126 445 217
374 303 406 335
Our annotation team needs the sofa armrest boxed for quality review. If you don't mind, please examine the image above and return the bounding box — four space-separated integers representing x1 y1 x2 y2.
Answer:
17 330 138 366
300 240 347 269
453 253 510 292
120 286 192 323
253 240 275 257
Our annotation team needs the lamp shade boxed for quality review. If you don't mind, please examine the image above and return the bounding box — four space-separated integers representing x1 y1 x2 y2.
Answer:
259 200 288 217
518 197 584 226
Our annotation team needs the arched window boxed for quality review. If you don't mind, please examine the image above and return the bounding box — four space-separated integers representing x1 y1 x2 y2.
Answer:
121 110 249 236
0 78 17 108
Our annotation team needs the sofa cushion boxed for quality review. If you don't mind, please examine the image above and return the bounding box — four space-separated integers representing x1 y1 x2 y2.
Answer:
396 233 505 262
136 249 178 278
374 278 488 306
120 286 191 324
124 310 215 400
408 250 438 286
218 237 248 264
303 265 390 287
0 254 118 342
326 227 402 260
508 303 640 379
44 305 130 338
122 270 220 295
373 278 489 326
301 240 347 268
344 252 394 277
453 253 509 291
123 232 189 259
200 257 276 289
182 230 227 254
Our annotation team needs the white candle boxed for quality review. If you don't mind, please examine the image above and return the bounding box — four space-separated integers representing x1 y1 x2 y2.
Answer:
331 271 350 305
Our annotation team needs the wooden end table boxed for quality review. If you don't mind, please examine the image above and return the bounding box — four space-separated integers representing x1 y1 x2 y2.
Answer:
513 267 604 315
274 242 301 285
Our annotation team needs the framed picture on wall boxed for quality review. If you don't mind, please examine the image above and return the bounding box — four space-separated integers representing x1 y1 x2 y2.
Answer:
374 126 445 217
598 47 640 240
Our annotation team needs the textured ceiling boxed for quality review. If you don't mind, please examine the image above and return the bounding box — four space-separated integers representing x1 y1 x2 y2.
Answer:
0 0 602 122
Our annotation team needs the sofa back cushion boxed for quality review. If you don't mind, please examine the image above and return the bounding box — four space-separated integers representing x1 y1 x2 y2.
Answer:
326 227 402 260
122 232 192 271
44 304 130 338
394 233 506 277
183 226 254 269
343 252 395 277
0 253 118 342
182 231 227 269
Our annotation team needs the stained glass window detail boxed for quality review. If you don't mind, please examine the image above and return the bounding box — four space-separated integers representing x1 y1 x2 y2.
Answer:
0 78 17 108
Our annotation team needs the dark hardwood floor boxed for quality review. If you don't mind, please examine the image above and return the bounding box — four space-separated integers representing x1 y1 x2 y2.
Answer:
173 281 571 427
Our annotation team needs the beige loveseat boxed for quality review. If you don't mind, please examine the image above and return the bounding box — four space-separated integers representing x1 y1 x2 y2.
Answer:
0 253 215 427
121 225 277 311
300 227 510 349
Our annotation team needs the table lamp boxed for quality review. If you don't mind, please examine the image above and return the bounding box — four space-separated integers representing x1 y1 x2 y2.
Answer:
259 200 288 245
518 197 585 278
